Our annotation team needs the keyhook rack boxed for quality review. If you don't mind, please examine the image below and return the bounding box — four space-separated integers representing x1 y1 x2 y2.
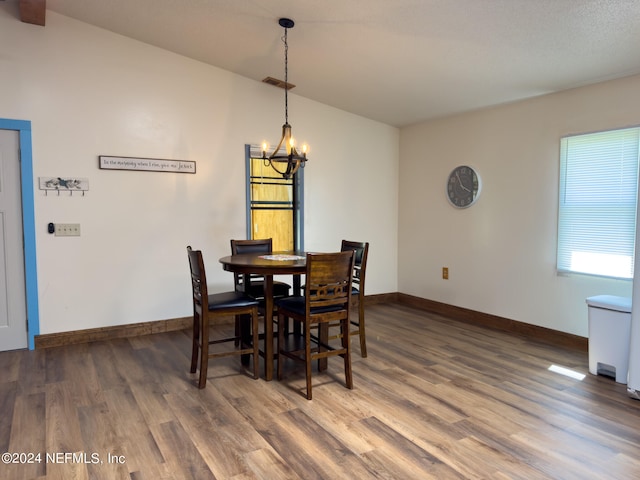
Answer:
39 177 89 196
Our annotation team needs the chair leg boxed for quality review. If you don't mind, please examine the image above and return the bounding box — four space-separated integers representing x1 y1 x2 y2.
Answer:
358 300 367 358
251 308 259 379
234 314 241 347
318 323 329 372
343 317 353 389
305 321 313 400
198 315 210 389
190 312 199 374
239 314 252 366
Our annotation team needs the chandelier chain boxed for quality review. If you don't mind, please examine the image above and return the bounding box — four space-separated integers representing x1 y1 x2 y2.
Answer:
283 29 289 125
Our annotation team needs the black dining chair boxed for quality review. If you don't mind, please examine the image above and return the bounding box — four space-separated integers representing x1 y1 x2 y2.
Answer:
276 250 355 400
187 246 260 388
231 238 292 342
230 238 291 300
341 240 370 357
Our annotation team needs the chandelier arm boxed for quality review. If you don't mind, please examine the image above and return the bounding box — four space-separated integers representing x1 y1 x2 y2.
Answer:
268 157 301 178
268 161 289 176
266 130 287 163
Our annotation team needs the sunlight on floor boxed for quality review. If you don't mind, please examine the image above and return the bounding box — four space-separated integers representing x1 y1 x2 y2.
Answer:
548 364 586 380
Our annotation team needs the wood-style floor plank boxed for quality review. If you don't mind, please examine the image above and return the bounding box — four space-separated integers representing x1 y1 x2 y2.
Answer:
2 302 640 479
5 392 45 479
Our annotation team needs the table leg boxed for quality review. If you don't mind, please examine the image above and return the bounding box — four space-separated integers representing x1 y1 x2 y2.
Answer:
293 275 302 296
263 275 275 381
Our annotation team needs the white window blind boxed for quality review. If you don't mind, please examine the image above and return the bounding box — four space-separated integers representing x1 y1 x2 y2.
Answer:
557 127 640 279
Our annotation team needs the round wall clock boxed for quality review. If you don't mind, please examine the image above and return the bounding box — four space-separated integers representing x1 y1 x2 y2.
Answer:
447 165 481 208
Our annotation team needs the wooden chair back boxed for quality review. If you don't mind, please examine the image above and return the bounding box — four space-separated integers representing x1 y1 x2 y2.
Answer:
341 240 369 299
230 238 290 299
187 245 208 314
230 238 273 293
305 251 355 317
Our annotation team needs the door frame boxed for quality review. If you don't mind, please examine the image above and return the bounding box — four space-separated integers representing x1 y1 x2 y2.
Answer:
1 118 39 350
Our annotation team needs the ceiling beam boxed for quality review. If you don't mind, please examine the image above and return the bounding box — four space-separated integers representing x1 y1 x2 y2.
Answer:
20 0 46 26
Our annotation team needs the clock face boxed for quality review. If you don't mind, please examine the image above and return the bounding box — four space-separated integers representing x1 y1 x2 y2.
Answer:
447 166 481 208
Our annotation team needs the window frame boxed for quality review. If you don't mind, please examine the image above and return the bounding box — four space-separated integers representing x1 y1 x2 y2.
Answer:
244 144 304 251
556 126 640 280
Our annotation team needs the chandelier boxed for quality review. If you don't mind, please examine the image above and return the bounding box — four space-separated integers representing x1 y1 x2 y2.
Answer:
262 18 308 179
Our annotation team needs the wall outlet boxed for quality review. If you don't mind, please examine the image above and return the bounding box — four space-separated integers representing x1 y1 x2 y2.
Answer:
55 223 81 236
442 267 449 279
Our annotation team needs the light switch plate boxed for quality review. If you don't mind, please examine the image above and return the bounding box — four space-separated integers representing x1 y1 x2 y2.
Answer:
55 223 81 236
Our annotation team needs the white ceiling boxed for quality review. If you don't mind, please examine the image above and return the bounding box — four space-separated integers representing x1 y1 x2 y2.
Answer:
44 0 640 127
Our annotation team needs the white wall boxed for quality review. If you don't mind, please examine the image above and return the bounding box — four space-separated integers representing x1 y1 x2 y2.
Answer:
399 75 640 337
12 5 633 341
0 7 399 335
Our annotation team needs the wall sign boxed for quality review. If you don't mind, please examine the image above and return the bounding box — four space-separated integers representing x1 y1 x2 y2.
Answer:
99 156 196 174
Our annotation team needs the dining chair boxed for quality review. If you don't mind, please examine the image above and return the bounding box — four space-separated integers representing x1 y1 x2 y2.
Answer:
276 250 355 400
231 238 293 342
341 240 370 357
187 246 260 388
230 238 291 300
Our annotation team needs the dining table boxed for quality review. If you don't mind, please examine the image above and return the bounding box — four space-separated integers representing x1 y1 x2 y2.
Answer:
219 251 307 381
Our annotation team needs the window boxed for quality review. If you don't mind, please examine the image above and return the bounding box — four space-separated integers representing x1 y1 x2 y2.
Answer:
557 127 640 279
244 145 304 251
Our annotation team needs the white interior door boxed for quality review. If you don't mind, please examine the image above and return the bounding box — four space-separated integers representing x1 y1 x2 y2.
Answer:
0 129 27 351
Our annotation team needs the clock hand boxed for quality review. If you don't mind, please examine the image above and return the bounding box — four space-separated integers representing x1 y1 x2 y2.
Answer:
456 172 471 192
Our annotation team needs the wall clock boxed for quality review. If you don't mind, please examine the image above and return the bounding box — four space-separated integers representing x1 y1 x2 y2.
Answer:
447 165 481 208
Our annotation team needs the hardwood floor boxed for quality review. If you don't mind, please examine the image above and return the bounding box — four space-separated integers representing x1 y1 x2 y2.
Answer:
1 302 640 479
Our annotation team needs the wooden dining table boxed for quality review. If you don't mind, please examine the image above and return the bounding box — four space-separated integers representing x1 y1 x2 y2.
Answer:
219 251 307 380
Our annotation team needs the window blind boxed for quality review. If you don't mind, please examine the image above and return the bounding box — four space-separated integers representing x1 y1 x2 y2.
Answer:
557 127 640 279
